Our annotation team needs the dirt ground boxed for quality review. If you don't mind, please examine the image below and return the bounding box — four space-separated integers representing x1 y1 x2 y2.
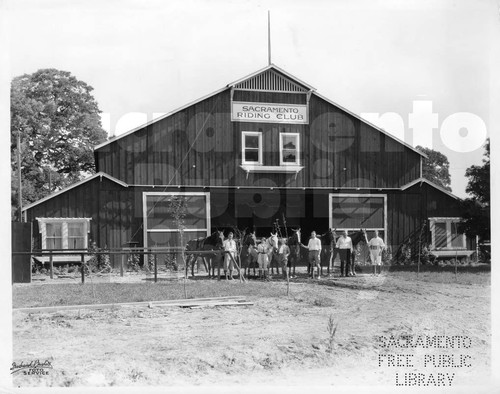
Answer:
11 272 491 389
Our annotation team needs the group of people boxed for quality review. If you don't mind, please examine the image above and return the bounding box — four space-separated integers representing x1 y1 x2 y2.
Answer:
220 229 387 280
318 229 386 278
221 232 289 280
289 229 387 278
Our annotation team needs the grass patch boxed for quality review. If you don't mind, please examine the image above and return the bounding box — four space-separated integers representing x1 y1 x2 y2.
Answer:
12 280 286 309
383 270 490 285
13 271 490 309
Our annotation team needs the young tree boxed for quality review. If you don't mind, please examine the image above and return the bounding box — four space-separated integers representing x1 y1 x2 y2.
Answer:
459 139 490 242
416 146 452 191
11 69 107 219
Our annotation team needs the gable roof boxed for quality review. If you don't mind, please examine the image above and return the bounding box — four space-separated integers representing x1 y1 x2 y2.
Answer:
400 177 458 200
228 63 315 92
22 172 128 212
94 64 425 158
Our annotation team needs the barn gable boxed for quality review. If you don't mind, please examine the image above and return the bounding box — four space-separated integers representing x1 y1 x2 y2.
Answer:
229 65 314 93
94 64 424 189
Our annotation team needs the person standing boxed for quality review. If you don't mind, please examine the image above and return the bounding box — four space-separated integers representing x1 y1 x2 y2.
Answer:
336 230 353 277
307 231 322 279
368 230 386 276
257 237 270 280
277 238 290 280
223 232 237 280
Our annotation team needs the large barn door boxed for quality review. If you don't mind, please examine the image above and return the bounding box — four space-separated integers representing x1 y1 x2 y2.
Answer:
329 194 387 241
142 192 211 249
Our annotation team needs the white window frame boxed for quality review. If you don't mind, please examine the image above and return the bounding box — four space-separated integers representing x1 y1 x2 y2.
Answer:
241 131 263 165
279 132 300 166
328 194 387 244
429 217 466 250
143 192 211 249
37 218 91 250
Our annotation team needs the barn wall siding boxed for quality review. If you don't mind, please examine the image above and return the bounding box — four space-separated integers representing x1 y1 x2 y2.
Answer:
95 91 421 189
25 178 138 252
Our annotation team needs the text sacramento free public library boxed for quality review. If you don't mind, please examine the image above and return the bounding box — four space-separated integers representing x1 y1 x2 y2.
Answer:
377 335 472 349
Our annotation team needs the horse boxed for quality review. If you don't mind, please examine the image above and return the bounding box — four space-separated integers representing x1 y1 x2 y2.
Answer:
287 228 306 278
185 230 224 278
318 228 338 276
265 232 280 276
240 231 258 278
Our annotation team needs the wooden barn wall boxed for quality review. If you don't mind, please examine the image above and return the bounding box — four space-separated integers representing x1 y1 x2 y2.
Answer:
96 90 233 187
24 178 140 254
307 94 421 188
386 190 424 251
96 90 421 190
386 184 467 256
24 179 466 268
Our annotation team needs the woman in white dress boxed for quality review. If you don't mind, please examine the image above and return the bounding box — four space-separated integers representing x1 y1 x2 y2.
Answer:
368 230 386 276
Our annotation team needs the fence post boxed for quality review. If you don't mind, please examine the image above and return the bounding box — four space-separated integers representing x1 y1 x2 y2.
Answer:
476 235 479 263
154 252 158 283
417 240 420 279
49 252 53 279
217 251 221 281
81 253 85 284
120 253 125 277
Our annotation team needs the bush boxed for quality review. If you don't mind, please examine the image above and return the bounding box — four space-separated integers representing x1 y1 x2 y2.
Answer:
354 242 371 265
87 242 112 274
400 241 412 265
164 253 179 271
127 253 140 272
382 246 393 265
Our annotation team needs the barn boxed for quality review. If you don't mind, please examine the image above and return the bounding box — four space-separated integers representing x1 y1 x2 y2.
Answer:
22 64 475 266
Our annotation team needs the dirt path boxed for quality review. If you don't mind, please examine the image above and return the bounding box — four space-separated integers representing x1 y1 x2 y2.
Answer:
12 274 491 388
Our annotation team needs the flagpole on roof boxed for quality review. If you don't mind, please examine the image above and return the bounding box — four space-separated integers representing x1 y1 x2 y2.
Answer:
268 10 272 65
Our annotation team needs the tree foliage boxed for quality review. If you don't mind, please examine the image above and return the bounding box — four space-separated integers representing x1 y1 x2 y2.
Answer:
416 146 452 191
459 139 490 242
11 69 107 218
464 139 490 205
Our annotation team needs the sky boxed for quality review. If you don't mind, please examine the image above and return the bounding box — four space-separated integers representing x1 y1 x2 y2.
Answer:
4 0 499 198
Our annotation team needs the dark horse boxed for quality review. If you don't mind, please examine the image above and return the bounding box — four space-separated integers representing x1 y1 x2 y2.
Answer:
287 228 307 277
185 231 224 278
240 231 258 278
318 228 338 277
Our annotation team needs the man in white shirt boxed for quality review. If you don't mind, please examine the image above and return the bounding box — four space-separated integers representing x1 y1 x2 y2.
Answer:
307 231 322 279
336 230 353 277
368 230 386 276
223 232 237 280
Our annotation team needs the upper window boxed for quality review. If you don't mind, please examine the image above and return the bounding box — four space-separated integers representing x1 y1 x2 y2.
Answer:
242 131 262 165
37 218 91 250
280 133 300 166
430 218 466 250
